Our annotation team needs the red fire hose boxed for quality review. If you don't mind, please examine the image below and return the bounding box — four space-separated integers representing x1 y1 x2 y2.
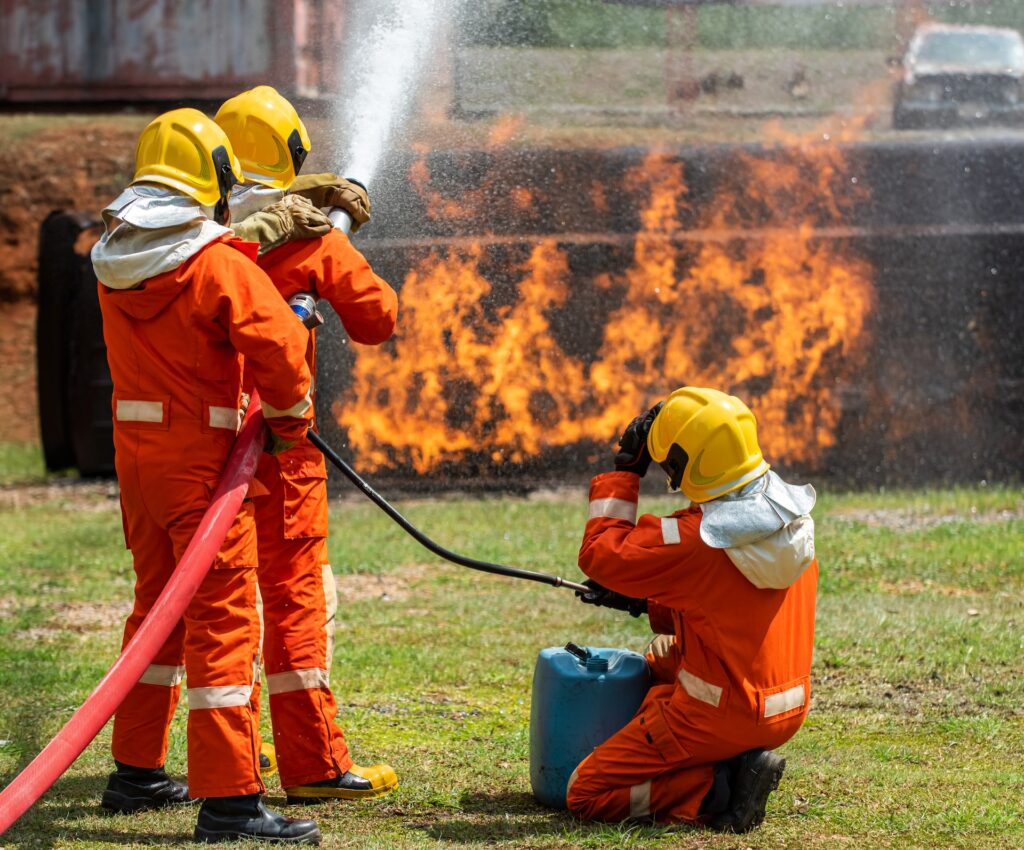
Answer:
0 400 268 836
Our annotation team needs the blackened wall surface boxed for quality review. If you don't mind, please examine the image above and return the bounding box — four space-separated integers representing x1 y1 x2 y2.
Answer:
317 137 1024 489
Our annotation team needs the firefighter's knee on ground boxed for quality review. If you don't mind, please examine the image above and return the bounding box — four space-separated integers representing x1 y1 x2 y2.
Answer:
566 785 597 821
565 761 601 821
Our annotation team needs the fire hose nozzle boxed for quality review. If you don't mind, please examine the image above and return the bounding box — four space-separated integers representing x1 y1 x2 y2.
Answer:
326 175 367 235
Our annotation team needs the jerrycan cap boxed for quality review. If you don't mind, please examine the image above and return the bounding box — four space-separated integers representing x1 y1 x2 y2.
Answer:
564 642 609 673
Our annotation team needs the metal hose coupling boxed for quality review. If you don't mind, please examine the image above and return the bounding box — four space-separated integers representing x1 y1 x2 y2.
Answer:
287 292 324 329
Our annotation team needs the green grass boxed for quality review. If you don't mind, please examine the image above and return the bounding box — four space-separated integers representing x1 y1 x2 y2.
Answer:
0 443 47 486
0 114 146 145
0 482 1021 848
462 0 1024 51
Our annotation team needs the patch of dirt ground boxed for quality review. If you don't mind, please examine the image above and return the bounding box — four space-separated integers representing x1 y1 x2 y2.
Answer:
0 478 119 509
828 506 1024 531
333 563 430 603
14 599 129 642
0 116 142 303
0 116 143 446
0 301 38 443
878 579 981 598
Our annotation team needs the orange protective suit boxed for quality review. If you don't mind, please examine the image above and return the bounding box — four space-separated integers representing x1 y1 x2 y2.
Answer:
99 237 312 799
248 229 397 788
567 471 817 824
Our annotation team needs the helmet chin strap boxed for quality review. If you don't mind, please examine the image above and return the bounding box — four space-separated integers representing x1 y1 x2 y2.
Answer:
213 198 230 226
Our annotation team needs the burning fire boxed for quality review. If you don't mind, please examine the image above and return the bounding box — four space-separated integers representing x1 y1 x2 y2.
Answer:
337 134 874 475
337 241 592 472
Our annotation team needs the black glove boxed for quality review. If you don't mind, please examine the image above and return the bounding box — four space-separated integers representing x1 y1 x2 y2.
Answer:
614 402 664 476
575 579 647 618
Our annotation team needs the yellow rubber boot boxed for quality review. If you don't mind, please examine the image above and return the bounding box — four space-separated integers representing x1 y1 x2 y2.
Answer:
259 742 278 780
285 763 398 804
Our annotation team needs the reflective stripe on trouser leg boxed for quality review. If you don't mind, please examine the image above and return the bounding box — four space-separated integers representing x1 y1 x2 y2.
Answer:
112 512 186 769
179 503 263 800
321 558 337 675
249 583 265 721
630 781 652 818
257 490 351 787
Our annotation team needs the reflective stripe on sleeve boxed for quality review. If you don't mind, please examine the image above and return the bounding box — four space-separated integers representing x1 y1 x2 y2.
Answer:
660 517 680 545
266 668 330 695
629 781 652 818
138 664 185 687
262 392 312 419
678 669 723 708
116 400 164 423
588 497 637 524
187 684 253 710
208 406 241 431
764 683 806 718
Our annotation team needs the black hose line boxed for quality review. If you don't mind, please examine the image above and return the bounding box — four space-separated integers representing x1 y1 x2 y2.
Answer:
307 429 590 594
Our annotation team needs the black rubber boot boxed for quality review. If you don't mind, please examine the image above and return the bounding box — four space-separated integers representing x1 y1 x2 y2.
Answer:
709 749 786 834
194 794 321 844
698 761 732 817
101 760 192 814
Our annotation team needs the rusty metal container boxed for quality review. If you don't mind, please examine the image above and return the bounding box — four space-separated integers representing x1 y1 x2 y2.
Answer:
0 0 345 103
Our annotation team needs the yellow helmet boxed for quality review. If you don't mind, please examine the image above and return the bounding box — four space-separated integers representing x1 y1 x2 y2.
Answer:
132 108 243 211
214 85 311 190
647 387 769 503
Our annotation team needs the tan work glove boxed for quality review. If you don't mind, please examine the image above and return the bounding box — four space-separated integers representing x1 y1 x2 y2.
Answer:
289 172 371 233
232 194 332 256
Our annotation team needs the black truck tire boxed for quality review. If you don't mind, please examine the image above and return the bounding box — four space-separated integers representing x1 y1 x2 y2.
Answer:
68 255 115 477
36 211 95 471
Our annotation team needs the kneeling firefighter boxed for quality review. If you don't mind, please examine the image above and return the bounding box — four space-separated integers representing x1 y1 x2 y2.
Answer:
569 387 818 832
214 86 399 803
92 109 322 844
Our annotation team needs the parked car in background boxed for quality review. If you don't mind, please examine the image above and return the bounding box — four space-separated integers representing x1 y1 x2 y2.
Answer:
893 24 1024 129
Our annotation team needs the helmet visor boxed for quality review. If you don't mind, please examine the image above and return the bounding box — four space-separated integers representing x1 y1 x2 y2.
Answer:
287 128 308 177
212 144 239 204
659 443 689 491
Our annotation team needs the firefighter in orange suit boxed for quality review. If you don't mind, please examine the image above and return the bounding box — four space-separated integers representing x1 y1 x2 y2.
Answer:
91 108 321 845
567 387 818 833
215 86 399 803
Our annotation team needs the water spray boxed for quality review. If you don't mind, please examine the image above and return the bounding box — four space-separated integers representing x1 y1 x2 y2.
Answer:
331 1 447 187
306 429 589 594
325 1 449 233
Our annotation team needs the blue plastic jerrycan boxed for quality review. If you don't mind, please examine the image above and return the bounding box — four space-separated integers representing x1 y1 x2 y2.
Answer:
529 643 650 809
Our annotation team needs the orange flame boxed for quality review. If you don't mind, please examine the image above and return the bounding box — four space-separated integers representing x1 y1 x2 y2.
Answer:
337 134 874 475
